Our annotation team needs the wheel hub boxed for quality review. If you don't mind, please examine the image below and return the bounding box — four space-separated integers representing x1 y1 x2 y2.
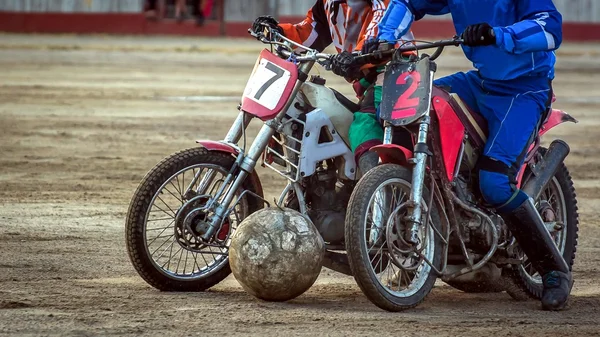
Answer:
174 197 210 250
385 203 423 271
538 200 556 222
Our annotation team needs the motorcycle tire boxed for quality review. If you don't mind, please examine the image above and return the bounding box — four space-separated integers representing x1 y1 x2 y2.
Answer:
345 164 443 311
126 147 263 291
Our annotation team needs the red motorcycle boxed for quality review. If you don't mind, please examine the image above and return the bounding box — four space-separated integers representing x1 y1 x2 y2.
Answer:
344 38 579 311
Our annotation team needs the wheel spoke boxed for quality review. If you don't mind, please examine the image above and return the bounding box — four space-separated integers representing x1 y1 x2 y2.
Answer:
181 170 186 197
153 240 176 260
166 240 175 269
163 245 181 269
175 174 183 200
148 231 175 247
183 249 189 275
150 203 176 218
147 217 176 223
360 177 434 298
369 240 386 265
143 163 250 279
175 247 185 274
192 252 201 273
162 186 183 205
146 220 174 246
156 195 178 217
198 249 210 268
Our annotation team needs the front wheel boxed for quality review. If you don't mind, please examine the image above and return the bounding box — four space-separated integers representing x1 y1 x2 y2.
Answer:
125 147 263 291
345 164 443 311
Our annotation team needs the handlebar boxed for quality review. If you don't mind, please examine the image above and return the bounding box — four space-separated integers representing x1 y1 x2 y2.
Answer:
354 38 463 65
249 24 462 66
276 47 331 63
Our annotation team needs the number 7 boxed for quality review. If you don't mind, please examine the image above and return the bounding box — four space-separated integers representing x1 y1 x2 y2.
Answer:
254 62 285 100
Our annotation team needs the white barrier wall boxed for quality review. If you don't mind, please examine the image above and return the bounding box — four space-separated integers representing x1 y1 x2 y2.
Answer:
2 0 599 23
0 0 142 13
277 0 600 23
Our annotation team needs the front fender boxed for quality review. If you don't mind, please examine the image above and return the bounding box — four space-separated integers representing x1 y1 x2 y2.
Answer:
195 139 238 155
539 109 578 137
371 144 413 165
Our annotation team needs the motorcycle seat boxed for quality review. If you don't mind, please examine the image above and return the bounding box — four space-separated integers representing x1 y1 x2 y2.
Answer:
330 88 361 113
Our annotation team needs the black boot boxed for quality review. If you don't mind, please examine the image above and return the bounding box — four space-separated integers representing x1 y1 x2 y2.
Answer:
541 271 572 311
503 197 572 311
357 150 379 178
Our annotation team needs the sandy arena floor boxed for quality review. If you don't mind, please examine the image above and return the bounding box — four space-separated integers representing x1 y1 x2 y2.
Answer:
1 34 600 336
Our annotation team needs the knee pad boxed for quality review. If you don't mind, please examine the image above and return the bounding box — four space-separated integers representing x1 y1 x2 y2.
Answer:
479 169 513 206
477 156 528 213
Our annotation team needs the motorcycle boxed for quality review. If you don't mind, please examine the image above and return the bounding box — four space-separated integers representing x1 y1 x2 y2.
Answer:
125 24 578 311
344 39 579 311
125 26 371 291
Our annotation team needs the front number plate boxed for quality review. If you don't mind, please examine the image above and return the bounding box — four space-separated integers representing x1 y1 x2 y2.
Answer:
243 59 292 110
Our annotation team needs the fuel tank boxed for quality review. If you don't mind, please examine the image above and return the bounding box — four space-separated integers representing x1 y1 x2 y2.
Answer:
300 81 355 148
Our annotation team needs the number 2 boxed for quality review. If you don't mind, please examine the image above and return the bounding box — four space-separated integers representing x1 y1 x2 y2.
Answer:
254 62 285 100
391 71 421 119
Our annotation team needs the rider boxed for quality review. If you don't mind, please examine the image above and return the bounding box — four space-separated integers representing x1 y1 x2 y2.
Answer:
251 0 414 176
366 0 570 310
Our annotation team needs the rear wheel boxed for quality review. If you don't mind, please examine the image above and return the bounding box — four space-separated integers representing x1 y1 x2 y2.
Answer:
126 147 263 291
504 154 578 300
345 164 442 311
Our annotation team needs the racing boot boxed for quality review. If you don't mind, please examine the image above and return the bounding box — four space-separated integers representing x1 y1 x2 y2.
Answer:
541 271 572 311
357 150 379 178
503 197 572 311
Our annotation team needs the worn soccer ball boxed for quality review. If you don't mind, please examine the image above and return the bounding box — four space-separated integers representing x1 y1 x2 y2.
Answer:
229 207 325 302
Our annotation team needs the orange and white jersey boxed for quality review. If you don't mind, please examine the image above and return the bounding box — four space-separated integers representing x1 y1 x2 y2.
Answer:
279 0 414 54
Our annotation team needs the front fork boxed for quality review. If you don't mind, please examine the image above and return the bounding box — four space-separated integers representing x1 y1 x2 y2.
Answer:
370 67 434 246
201 121 275 240
369 117 430 245
406 115 430 244
197 61 315 241
404 69 435 245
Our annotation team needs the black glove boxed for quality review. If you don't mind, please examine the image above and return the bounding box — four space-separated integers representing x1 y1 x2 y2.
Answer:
461 23 496 47
361 39 395 54
331 51 359 78
362 38 379 54
251 15 283 36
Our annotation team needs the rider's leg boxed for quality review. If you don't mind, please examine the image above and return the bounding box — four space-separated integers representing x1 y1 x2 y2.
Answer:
433 71 480 113
350 74 384 177
476 75 571 311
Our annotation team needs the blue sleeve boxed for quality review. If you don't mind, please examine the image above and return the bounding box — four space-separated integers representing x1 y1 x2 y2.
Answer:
493 0 562 54
377 0 450 42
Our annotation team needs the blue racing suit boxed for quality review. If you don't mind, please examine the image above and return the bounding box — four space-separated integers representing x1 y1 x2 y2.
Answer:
378 0 562 212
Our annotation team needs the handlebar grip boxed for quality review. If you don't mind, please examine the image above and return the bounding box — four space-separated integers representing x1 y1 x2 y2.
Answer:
353 49 395 66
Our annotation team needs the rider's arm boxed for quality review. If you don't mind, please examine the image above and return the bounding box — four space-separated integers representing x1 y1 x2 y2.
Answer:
492 0 562 54
377 0 450 42
355 0 388 52
279 0 332 52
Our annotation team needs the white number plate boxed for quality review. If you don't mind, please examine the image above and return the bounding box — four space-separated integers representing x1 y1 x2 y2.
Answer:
243 59 291 110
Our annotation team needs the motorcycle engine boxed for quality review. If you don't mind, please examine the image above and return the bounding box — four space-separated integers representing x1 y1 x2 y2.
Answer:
454 174 508 254
305 164 352 244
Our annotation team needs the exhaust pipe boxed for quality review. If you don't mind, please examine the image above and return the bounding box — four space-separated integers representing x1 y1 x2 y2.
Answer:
522 140 570 201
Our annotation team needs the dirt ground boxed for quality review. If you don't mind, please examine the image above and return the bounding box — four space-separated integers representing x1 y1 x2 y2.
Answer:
1 34 600 336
